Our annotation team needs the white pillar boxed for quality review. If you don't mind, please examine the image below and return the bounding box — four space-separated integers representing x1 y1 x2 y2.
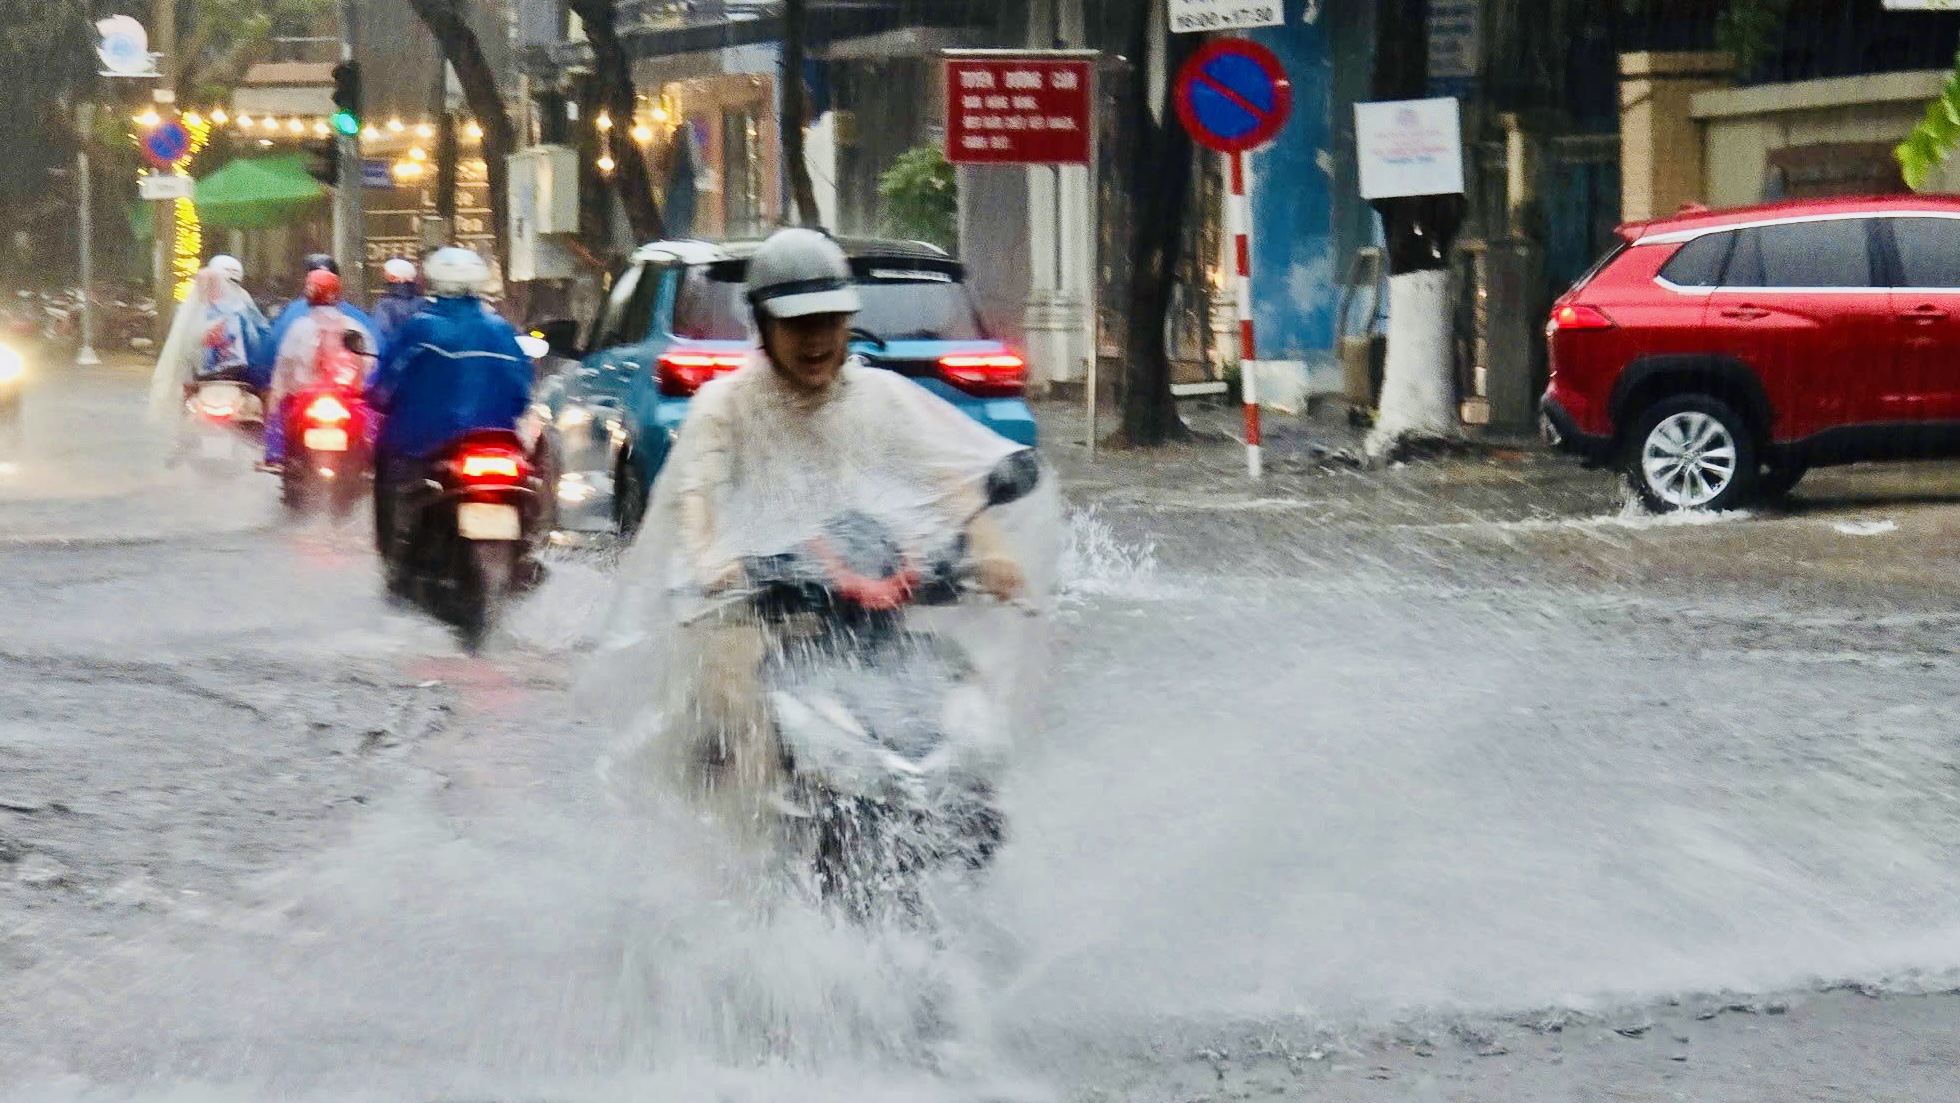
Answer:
1022 0 1094 390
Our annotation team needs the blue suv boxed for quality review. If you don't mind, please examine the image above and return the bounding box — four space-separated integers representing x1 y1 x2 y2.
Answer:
530 238 1038 535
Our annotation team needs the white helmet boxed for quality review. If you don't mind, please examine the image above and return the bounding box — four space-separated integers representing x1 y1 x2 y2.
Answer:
422 247 489 297
746 228 859 320
382 257 418 284
209 254 245 284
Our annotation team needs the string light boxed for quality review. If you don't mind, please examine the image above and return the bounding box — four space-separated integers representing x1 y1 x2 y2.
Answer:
595 112 612 132
287 118 304 134
597 154 615 172
137 108 160 127
237 114 254 128
362 125 379 139
387 118 405 133
465 120 483 140
407 146 427 162
313 121 330 137
209 108 227 124
631 124 653 143
183 111 203 128
170 114 213 303
652 105 670 124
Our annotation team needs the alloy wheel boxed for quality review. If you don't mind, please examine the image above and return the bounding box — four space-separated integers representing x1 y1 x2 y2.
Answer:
1640 410 1738 509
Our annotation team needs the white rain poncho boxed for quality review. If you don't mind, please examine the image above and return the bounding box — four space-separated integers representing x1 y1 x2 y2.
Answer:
587 352 1059 843
270 305 377 398
146 266 267 423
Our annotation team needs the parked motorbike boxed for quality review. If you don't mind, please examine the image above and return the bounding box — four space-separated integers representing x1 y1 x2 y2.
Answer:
383 429 545 650
277 331 375 518
703 450 1042 922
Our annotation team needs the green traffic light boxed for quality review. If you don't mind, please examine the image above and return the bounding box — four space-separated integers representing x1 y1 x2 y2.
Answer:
331 111 360 137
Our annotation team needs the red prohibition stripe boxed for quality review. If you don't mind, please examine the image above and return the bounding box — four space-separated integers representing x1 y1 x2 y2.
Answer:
1235 235 1250 277
1239 318 1256 360
1229 152 1245 194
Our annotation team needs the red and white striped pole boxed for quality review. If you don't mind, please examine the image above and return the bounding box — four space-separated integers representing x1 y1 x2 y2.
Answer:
1229 151 1261 479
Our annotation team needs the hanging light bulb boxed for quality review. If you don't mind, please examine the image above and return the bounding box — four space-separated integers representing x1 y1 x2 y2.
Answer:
465 120 483 140
137 108 161 128
631 124 653 143
183 111 204 128
408 146 427 162
210 108 228 125
414 123 433 139
387 117 406 133
595 112 613 132
597 154 616 173
313 120 330 137
362 125 379 139
652 105 670 124
237 114 254 128
288 117 305 134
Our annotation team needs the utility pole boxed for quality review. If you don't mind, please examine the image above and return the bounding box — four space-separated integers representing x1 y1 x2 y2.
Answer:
426 60 456 248
335 0 367 300
152 0 177 339
76 101 101 366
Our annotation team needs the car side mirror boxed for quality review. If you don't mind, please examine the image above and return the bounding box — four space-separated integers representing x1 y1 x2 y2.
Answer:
983 449 1041 509
531 318 581 359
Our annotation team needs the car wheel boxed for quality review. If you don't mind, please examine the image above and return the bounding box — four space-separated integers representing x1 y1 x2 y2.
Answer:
615 452 647 538
1625 394 1758 512
1758 458 1809 499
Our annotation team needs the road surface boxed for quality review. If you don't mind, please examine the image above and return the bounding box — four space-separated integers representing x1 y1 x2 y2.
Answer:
2 359 1959 1101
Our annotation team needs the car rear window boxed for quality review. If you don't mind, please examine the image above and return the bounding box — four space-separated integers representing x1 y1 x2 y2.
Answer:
1657 231 1734 287
1724 219 1873 288
672 258 987 342
1888 217 1960 288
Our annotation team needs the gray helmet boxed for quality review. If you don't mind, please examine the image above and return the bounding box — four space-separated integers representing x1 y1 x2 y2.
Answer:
746 228 860 320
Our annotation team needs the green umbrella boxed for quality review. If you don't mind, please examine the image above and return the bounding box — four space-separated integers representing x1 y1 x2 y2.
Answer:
192 154 328 230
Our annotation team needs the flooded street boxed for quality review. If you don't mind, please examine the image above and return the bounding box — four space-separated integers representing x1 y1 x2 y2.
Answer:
4 362 1960 1101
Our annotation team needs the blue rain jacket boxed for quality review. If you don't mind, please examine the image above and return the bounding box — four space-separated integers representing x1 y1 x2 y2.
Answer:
365 295 531 459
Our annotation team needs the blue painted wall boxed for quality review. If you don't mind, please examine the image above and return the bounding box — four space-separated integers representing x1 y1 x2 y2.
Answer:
1245 0 1367 382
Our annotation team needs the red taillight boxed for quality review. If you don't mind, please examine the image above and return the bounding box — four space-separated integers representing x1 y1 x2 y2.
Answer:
1548 304 1615 335
658 350 746 397
456 450 525 482
304 394 351 425
939 352 1027 397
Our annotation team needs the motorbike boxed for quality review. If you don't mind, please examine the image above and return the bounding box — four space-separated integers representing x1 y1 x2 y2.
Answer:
705 450 1042 922
178 369 266 473
277 331 375 518
383 428 545 650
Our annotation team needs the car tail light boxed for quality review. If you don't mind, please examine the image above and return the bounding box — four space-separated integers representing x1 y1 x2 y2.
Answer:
1548 304 1615 335
455 448 526 483
939 352 1027 397
304 394 351 425
658 350 746 397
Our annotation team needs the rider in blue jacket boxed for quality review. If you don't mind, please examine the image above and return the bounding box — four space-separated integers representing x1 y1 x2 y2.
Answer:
370 257 426 355
365 246 532 562
251 254 378 391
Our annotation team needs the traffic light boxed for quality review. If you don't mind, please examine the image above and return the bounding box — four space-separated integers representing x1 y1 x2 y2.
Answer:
304 137 340 186
330 61 361 137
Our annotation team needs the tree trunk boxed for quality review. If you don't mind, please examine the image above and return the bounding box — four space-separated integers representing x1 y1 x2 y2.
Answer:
566 0 664 244
1365 0 1466 455
403 0 517 275
781 0 822 227
1116 24 1201 448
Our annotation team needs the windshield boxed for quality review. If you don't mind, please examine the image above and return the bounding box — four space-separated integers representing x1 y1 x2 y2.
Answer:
674 258 987 342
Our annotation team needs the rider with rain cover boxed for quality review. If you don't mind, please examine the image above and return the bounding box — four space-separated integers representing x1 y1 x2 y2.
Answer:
591 228 1057 892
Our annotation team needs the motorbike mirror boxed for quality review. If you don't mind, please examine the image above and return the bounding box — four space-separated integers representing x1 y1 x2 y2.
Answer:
983 449 1041 509
340 330 370 357
530 318 581 359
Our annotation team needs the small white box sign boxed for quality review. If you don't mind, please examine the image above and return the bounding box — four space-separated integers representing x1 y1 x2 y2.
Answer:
1355 97 1466 200
1169 0 1285 33
139 174 193 201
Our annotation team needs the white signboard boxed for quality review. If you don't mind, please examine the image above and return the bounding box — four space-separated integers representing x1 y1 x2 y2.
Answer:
1169 0 1285 33
139 174 193 201
1882 0 1960 8
1355 97 1465 199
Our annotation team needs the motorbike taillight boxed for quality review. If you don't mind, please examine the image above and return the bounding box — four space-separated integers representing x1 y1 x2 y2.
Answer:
304 394 352 424
454 448 526 483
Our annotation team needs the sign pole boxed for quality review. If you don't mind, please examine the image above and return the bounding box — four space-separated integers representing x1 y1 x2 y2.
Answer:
1230 151 1260 478
76 147 101 367
1086 64 1099 462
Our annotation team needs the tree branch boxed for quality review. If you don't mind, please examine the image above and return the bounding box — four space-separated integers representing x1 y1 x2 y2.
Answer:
564 0 664 243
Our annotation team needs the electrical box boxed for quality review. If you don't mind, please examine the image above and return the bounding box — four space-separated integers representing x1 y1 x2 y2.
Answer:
508 145 578 236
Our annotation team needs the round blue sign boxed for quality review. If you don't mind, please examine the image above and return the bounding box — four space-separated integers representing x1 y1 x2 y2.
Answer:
1174 38 1293 154
143 121 191 168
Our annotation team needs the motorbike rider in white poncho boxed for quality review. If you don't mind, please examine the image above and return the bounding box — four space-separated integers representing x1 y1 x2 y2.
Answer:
593 228 1055 863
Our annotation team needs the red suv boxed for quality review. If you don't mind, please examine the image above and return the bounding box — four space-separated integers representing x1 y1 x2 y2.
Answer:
1543 196 1960 510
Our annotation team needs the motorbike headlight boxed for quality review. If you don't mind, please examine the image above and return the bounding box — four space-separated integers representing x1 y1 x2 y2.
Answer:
0 344 23 385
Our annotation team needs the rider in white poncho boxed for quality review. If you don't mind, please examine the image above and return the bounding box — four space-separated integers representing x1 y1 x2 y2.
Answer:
146 256 267 424
591 229 1055 848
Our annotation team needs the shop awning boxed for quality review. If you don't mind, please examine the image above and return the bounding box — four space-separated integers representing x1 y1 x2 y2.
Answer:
192 154 327 229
